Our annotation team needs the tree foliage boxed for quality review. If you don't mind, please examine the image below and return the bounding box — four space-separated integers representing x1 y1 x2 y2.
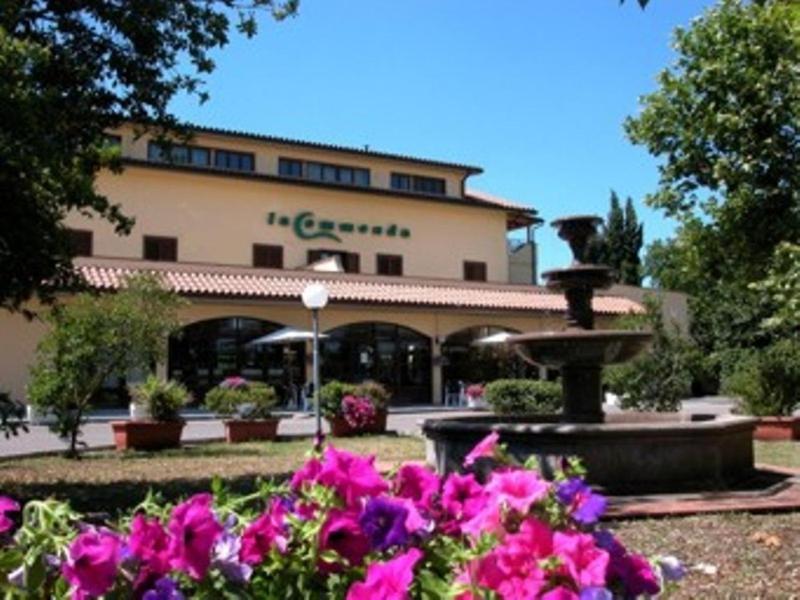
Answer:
0 1 298 312
630 0 800 376
587 191 644 285
27 275 185 457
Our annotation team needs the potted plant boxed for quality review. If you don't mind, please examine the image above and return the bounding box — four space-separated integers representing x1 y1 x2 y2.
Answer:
112 376 188 451
722 341 800 441
465 383 487 409
205 377 280 443
320 380 389 437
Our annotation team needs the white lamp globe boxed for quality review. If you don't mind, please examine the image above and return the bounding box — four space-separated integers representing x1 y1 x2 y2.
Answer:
302 283 329 310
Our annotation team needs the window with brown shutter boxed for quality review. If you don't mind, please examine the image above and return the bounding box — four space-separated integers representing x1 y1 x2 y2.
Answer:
143 236 178 262
67 229 93 257
253 244 283 269
464 261 487 282
377 254 403 276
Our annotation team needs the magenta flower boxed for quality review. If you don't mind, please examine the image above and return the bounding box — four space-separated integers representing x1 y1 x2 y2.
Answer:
62 529 123 599
342 395 377 429
317 446 389 507
463 431 500 467
346 548 423 600
220 376 249 390
485 469 549 514
239 500 289 565
359 497 409 551
441 472 484 521
290 457 323 492
541 586 580 599
167 493 223 580
319 509 371 572
394 463 440 509
0 496 20 534
128 515 171 589
553 531 609 588
618 553 660 596
556 478 607 525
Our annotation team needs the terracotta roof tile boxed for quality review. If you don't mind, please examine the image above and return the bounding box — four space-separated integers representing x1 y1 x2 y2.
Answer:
74 258 641 315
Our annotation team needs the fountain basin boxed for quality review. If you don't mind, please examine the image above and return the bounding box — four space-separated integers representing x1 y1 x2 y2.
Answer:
508 330 652 367
422 413 757 494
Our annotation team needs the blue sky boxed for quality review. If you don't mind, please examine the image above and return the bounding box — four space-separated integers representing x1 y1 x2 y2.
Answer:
171 0 715 275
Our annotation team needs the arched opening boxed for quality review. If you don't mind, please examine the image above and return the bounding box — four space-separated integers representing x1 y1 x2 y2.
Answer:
168 317 306 403
321 322 432 405
441 325 540 401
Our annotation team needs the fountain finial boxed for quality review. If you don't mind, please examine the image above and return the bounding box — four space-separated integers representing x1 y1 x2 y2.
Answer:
551 215 603 264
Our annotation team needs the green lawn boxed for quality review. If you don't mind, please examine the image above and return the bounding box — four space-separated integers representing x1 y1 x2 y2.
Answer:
755 440 800 469
0 435 424 514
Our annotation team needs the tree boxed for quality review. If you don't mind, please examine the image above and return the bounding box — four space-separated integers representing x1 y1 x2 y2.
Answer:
629 0 800 381
587 191 644 285
27 275 185 457
1 1 298 313
627 0 800 284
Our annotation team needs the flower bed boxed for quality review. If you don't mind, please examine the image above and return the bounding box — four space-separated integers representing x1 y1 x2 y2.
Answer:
0 435 682 598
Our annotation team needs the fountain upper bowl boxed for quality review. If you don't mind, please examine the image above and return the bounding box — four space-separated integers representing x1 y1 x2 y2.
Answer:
507 329 652 367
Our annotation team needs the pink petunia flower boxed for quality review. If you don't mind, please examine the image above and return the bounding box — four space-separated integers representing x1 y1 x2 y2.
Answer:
0 496 20 534
463 431 500 467
346 548 423 600
553 531 609 589
290 457 323 492
485 469 549 514
441 472 485 522
318 508 371 572
540 586 580 600
317 446 389 507
62 529 123 599
393 463 440 509
167 494 223 580
128 515 171 589
239 500 289 565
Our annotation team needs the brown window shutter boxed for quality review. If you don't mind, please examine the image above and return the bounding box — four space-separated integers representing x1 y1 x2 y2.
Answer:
67 229 93 257
253 244 283 269
144 236 178 262
464 261 487 282
345 252 360 274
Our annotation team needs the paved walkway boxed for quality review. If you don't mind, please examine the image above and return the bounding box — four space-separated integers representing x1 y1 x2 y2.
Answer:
0 396 747 458
0 409 478 458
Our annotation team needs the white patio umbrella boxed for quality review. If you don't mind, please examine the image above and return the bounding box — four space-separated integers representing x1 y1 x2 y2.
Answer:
472 331 513 345
246 327 328 346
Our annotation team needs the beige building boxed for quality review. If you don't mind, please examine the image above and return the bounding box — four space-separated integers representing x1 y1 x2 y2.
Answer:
0 124 641 405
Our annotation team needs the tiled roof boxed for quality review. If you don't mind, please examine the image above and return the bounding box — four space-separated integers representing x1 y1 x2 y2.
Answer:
187 123 484 174
74 258 642 315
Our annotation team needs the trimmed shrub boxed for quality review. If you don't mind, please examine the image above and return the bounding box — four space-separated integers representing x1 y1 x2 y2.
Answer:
204 378 278 420
722 338 800 416
484 379 561 415
130 376 189 422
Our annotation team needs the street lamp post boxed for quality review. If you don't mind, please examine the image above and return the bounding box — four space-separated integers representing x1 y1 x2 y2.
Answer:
302 283 329 439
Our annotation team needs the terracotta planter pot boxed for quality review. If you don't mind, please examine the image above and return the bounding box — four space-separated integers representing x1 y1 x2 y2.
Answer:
328 409 387 437
111 420 184 451
753 416 800 441
224 418 280 443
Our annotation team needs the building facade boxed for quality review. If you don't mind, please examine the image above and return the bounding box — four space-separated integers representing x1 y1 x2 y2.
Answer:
0 125 641 406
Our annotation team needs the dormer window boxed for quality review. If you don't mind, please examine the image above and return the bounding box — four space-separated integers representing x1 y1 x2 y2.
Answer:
391 173 446 195
278 157 370 187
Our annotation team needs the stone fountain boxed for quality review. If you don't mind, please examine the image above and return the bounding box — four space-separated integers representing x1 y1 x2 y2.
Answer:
423 215 757 494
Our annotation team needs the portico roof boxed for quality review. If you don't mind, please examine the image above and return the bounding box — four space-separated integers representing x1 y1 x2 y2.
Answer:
74 258 642 315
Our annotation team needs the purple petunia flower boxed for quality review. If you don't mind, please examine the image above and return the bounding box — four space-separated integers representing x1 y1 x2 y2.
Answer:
580 587 613 600
142 577 184 600
556 478 607 525
359 497 409 551
212 530 252 584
